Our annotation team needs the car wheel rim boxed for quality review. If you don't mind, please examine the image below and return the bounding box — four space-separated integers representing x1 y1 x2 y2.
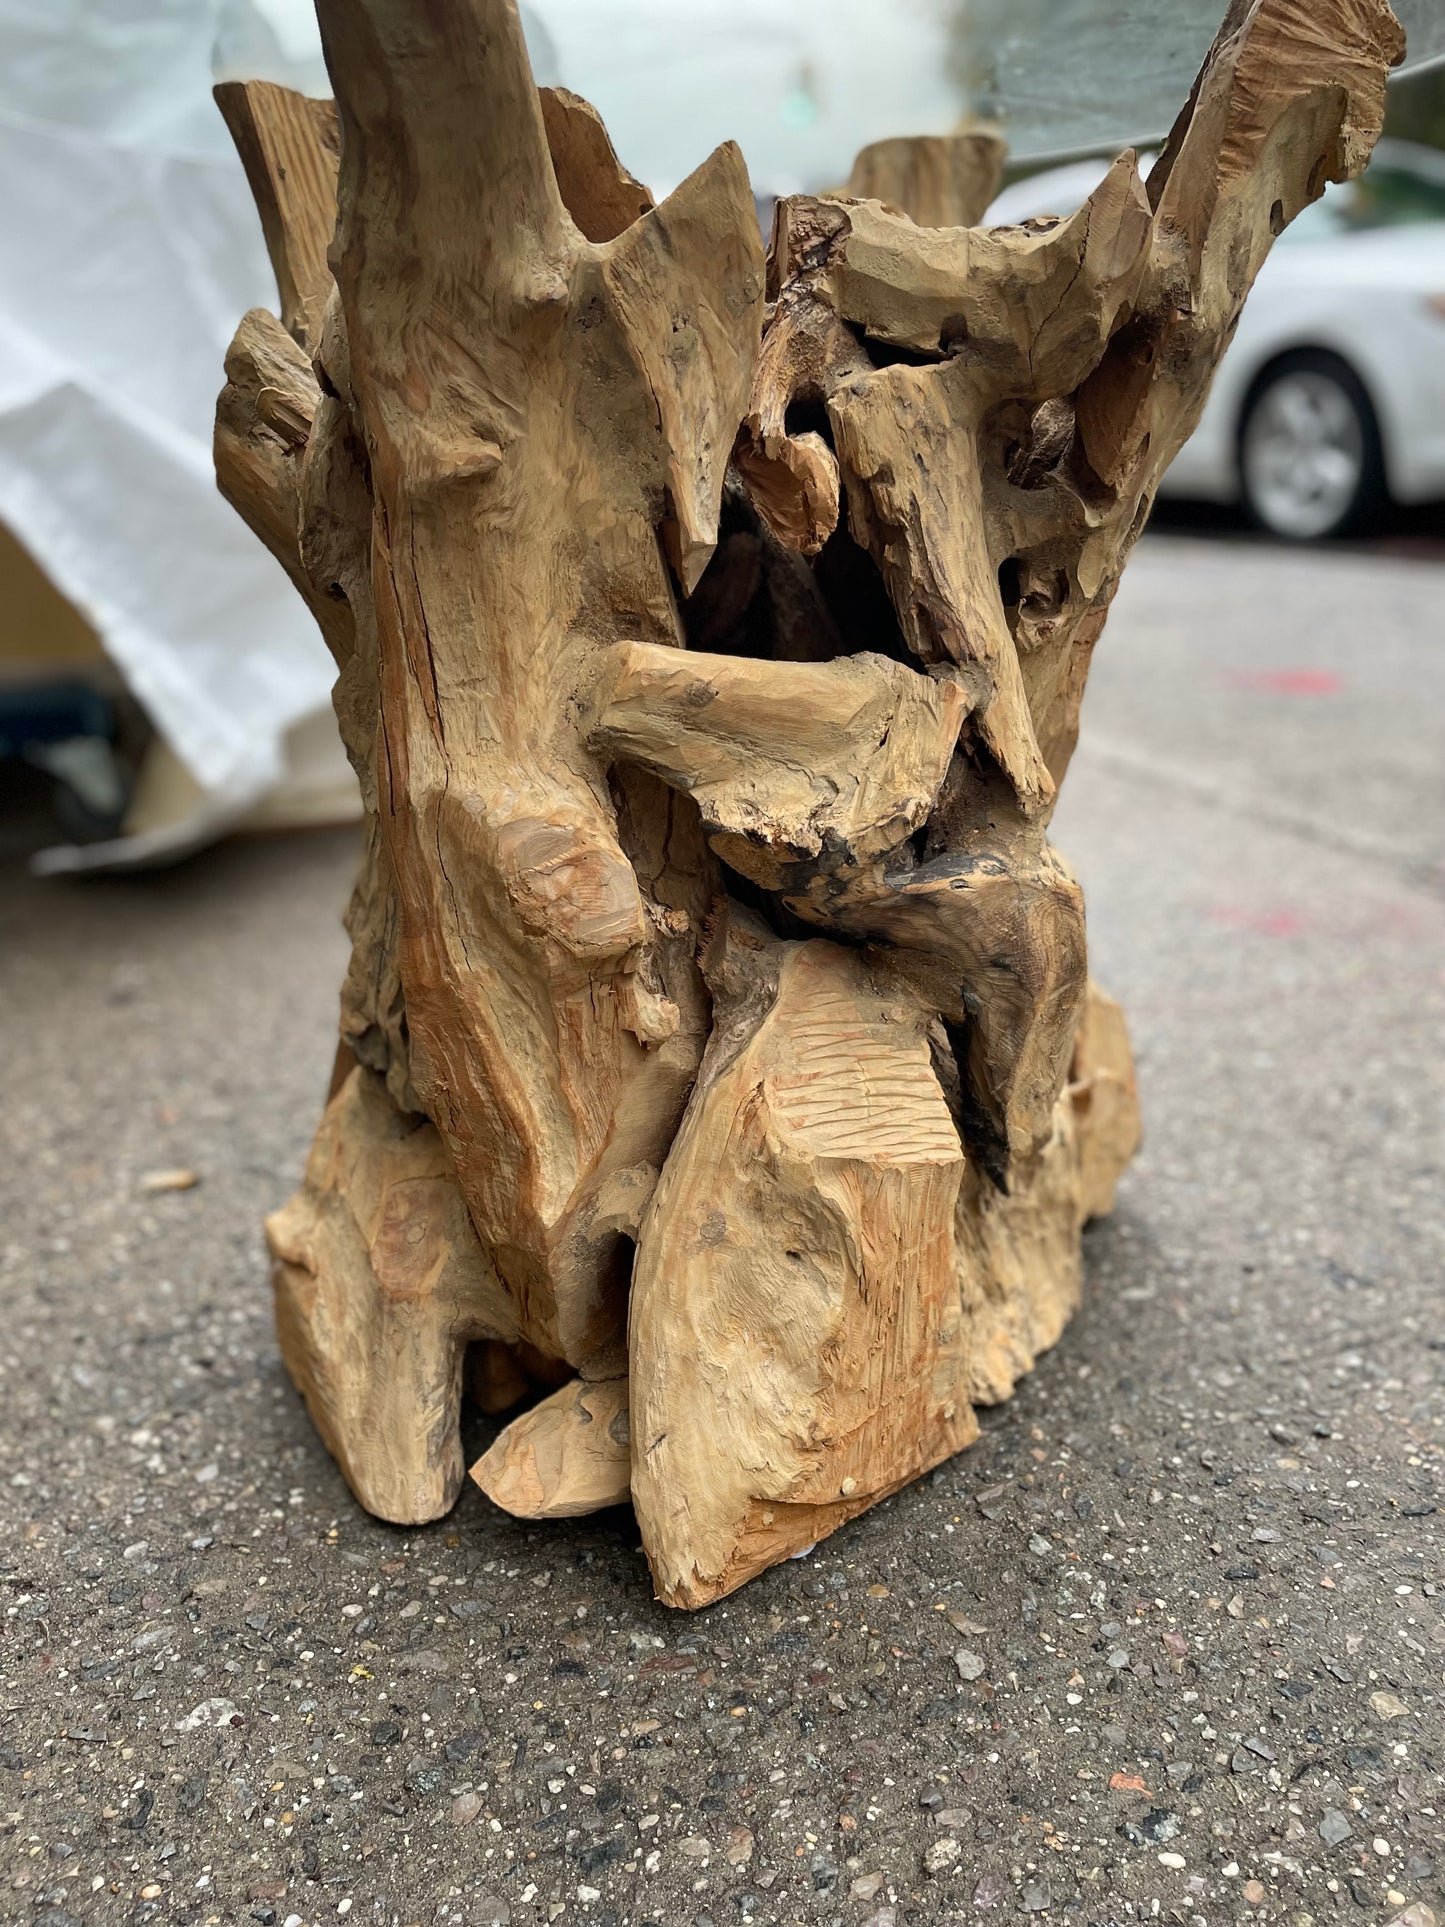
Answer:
1242 371 1366 539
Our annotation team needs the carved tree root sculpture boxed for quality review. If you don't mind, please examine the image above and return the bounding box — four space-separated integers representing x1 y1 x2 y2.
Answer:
217 0 1402 1607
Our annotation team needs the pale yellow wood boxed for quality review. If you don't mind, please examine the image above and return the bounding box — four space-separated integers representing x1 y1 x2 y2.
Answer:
211 90 412 1118
314 0 763 1371
539 86 654 242
960 981 1141 1408
215 308 341 658
216 0 1399 1597
629 914 977 1609
728 0 1400 1188
591 641 968 889
267 1067 516 1522
214 81 339 352
1070 982 1143 1223
466 974 1141 1553
472 1376 631 1519
844 128 1006 229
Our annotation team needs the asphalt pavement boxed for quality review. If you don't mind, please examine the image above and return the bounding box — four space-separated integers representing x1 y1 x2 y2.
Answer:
2 530 1443 1927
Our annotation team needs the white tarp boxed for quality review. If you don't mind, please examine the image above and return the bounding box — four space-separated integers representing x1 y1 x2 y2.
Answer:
0 0 959 869
0 0 348 870
259 0 962 199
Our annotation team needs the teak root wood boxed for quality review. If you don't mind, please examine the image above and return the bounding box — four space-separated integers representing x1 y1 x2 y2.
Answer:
217 0 1403 1607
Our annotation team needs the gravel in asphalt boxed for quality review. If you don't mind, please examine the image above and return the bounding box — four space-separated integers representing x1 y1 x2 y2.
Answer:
1 534 1442 1927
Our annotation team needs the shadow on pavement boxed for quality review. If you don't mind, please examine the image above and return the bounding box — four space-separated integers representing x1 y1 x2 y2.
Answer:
1149 491 1445 559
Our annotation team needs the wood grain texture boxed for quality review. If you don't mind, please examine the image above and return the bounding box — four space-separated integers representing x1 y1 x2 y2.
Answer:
217 0 1398 1602
317 0 763 1370
465 971 1140 1574
212 83 415 1121
539 86 655 242
591 641 968 889
472 1374 632 1519
214 81 339 351
267 1067 516 1522
960 981 1141 1408
844 129 1006 230
629 915 976 1609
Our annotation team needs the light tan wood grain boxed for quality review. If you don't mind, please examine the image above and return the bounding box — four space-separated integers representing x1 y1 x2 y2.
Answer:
629 914 977 1608
472 1375 632 1519
844 128 1006 230
268 1067 516 1522
214 81 339 352
316 0 762 1371
218 0 1398 1601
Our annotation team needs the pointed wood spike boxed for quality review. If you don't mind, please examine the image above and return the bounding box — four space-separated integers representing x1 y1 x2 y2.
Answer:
845 127 1006 230
214 80 339 352
599 141 765 592
540 86 655 242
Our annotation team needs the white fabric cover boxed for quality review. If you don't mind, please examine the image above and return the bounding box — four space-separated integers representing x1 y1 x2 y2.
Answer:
0 0 346 870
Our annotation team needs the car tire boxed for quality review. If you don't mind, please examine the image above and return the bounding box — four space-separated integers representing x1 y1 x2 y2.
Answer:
1238 351 1386 542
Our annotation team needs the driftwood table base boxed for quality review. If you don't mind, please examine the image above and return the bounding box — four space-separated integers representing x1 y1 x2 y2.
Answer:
217 0 1402 1606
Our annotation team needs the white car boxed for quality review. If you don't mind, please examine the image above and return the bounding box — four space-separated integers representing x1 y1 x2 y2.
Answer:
985 138 1445 540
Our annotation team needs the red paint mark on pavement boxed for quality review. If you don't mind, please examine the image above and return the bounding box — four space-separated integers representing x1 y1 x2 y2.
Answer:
1227 668 1343 695
1208 905 1309 938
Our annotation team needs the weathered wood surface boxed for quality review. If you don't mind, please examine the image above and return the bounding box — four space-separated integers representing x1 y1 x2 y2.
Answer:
218 0 1402 1606
844 127 1006 229
629 915 977 1608
267 1067 515 1523
472 1372 631 1521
